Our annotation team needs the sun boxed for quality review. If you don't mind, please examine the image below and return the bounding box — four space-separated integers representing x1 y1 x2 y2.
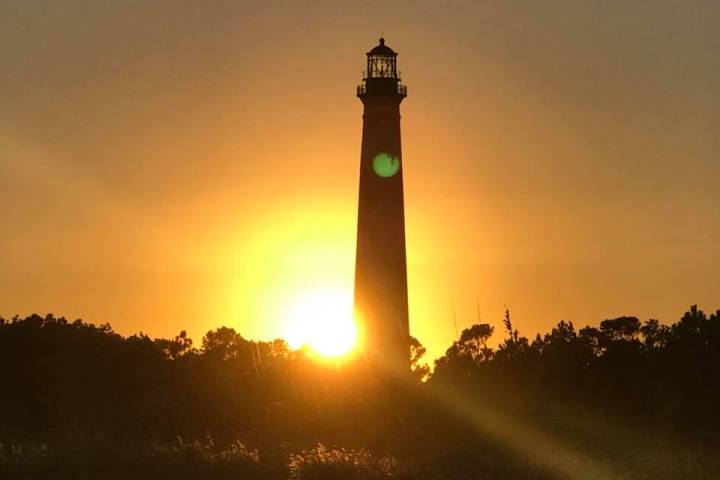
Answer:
284 289 359 358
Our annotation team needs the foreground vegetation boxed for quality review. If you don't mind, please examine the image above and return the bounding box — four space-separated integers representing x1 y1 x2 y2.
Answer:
1 306 718 479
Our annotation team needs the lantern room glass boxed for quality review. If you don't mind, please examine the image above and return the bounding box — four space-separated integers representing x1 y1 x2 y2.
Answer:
367 55 397 79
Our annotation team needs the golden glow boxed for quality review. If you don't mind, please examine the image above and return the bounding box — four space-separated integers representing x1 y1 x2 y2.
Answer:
283 289 359 358
2 3 719 363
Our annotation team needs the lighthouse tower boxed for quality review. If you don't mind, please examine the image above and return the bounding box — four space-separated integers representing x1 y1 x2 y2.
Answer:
353 38 410 374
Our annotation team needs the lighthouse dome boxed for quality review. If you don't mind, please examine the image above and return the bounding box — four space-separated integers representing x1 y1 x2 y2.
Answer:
367 37 397 57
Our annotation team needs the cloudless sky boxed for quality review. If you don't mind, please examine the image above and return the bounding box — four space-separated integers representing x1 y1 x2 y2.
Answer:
2 0 718 360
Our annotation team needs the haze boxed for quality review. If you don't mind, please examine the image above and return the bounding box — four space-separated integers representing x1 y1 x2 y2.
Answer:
2 0 718 360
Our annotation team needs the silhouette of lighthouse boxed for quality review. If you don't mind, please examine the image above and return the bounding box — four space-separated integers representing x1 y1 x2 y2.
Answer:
353 37 410 373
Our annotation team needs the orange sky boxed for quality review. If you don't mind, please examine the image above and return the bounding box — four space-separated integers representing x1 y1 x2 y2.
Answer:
2 1 718 360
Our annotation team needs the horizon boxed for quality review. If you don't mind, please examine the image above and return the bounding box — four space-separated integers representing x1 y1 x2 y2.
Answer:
3 304 715 366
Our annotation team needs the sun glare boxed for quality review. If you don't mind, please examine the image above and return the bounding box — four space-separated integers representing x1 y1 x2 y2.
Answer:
284 289 359 358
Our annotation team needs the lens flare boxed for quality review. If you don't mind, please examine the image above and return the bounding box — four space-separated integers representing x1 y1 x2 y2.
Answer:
372 152 400 177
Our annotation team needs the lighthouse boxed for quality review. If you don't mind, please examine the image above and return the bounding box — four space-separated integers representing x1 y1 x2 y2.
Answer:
353 37 410 374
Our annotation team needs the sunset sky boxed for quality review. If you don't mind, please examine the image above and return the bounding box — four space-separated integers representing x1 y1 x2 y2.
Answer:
2 0 718 361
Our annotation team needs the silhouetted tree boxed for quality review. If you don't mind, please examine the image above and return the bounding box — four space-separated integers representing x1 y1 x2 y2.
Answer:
410 336 430 382
1 306 720 478
202 326 250 361
155 330 195 360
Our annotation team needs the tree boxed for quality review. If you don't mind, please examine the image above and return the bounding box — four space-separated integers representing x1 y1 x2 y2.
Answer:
458 324 494 360
409 336 430 382
201 327 249 361
155 330 195 360
433 323 495 379
494 309 532 362
599 316 641 343
640 319 669 351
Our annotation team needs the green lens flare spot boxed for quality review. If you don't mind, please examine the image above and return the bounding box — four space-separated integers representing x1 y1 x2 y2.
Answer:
372 152 400 178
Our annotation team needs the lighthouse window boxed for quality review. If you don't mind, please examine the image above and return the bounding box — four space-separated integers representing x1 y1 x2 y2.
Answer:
368 56 396 79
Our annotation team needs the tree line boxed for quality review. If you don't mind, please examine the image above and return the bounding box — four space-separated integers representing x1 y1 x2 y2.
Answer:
0 306 718 479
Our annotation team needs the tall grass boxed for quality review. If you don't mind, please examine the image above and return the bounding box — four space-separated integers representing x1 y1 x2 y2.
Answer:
1 438 718 479
289 444 420 480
